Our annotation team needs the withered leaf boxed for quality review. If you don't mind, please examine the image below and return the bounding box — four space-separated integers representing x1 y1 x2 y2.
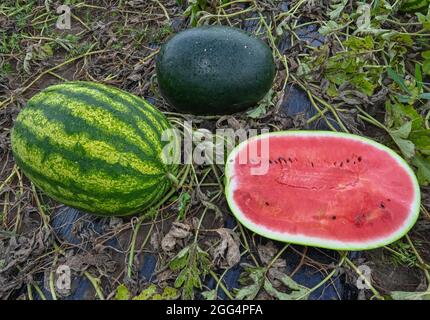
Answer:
161 222 191 252
213 228 240 268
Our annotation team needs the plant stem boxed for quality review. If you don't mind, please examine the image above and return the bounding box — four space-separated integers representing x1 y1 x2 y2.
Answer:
209 270 235 300
345 257 384 300
406 235 430 289
266 244 289 271
84 271 105 300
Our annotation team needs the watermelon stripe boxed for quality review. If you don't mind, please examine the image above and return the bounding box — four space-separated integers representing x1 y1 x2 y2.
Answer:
79 81 171 141
28 94 155 160
60 82 173 156
13 150 161 206
62 85 167 154
90 83 178 173
14 121 144 179
13 122 164 191
63 81 169 134
136 182 168 211
24 101 165 173
36 88 164 159
33 175 157 215
129 94 170 130
85 81 171 131
14 120 163 185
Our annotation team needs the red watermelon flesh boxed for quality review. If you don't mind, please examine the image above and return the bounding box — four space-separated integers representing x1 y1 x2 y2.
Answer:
225 131 420 250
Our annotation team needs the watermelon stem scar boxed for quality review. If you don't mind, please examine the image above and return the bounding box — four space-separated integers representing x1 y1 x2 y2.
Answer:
224 131 421 251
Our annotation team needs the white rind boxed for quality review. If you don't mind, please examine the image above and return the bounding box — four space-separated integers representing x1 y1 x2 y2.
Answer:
224 131 421 251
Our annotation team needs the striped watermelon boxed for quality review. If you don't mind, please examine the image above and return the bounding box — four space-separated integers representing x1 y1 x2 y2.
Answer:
399 0 429 12
11 81 178 216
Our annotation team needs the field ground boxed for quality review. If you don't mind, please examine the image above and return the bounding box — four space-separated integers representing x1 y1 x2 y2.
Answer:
1 0 430 300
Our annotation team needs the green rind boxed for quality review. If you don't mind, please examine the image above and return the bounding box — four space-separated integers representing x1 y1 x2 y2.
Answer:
11 81 178 216
224 130 421 251
156 25 276 115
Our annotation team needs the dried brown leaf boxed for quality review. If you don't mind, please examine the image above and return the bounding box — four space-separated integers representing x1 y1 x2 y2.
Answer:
257 242 286 270
161 222 191 252
213 228 240 268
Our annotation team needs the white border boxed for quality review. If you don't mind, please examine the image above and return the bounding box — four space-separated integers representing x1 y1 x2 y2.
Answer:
224 131 421 251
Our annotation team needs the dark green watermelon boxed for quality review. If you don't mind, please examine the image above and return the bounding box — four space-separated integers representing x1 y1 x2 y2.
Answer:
156 26 276 115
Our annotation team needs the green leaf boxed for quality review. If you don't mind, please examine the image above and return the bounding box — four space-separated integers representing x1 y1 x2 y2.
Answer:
386 101 423 129
169 243 211 299
416 10 430 30
423 60 430 75
235 267 265 300
351 75 377 96
410 129 430 155
133 284 157 300
177 192 191 220
201 289 217 300
246 89 274 119
174 268 188 288
412 155 430 185
416 12 427 24
327 83 339 97
131 285 178 300
415 64 423 92
390 120 412 139
381 31 398 41
418 92 430 100
264 271 310 300
246 105 267 119
423 51 430 60
160 286 179 300
329 0 348 20
318 37 383 96
388 121 415 159
387 67 411 94
392 137 415 159
115 284 131 300
169 246 190 271
318 20 341 35
343 35 374 51
297 62 311 77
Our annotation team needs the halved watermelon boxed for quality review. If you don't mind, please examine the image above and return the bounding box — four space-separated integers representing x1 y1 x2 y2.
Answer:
225 131 420 250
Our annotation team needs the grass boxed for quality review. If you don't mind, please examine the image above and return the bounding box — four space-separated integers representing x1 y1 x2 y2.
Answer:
0 0 430 300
